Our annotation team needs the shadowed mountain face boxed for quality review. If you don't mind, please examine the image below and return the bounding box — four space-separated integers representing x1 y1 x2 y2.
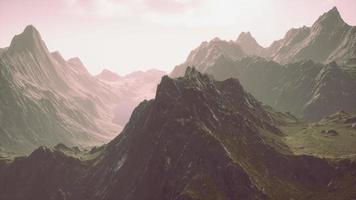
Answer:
206 57 356 121
0 146 89 200
1 68 356 200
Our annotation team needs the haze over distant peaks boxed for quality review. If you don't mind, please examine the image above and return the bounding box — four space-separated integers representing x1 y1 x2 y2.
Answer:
67 57 90 74
96 69 122 82
267 6 356 64
51 51 67 65
171 6 356 78
170 7 356 121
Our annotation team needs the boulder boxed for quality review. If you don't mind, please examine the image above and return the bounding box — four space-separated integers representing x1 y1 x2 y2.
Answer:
321 129 338 136
352 123 356 129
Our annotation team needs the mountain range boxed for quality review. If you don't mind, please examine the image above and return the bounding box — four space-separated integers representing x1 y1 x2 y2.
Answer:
0 25 163 155
171 7 356 121
206 56 356 121
1 6 356 200
264 7 356 64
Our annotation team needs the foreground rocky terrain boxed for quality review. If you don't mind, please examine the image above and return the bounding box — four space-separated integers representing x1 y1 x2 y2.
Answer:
1 68 355 200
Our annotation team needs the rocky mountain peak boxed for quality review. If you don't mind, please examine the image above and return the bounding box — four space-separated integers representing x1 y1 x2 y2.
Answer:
157 67 211 102
211 37 222 42
236 32 253 42
22 25 41 39
28 146 55 159
67 57 83 66
8 25 48 54
184 66 202 78
157 66 271 125
67 57 90 74
180 66 215 90
325 6 341 19
236 31 264 55
51 51 67 65
96 69 121 82
312 6 346 29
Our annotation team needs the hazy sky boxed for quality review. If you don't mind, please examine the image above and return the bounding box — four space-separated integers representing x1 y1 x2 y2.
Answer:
1 0 356 75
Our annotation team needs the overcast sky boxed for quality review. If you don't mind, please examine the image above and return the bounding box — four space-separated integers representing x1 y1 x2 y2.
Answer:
1 0 355 75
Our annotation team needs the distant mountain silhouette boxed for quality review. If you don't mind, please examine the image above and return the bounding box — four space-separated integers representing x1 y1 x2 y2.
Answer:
96 69 121 82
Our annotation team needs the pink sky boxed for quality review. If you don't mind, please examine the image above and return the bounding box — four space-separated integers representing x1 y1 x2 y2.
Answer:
1 0 356 75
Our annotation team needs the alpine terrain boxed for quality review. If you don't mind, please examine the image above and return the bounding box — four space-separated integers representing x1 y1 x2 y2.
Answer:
1 68 356 200
1 4 356 200
0 25 164 155
171 7 356 121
